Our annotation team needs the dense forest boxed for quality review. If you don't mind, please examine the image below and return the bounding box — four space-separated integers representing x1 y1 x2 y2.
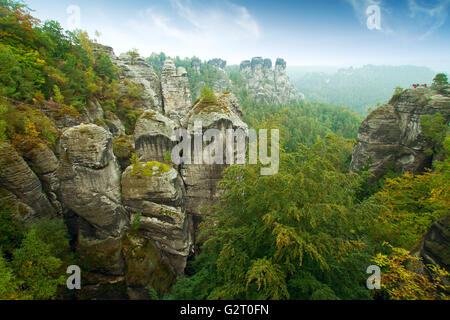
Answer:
0 0 449 300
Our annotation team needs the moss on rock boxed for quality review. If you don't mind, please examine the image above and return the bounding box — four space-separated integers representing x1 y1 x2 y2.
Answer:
131 161 172 177
113 136 134 170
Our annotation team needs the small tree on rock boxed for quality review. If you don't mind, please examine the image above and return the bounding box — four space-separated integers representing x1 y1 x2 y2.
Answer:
127 48 140 65
433 73 448 86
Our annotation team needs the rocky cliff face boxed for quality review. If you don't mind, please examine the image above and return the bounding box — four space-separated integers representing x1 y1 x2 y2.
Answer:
0 142 56 219
350 86 450 179
0 45 248 299
102 46 163 112
240 57 304 104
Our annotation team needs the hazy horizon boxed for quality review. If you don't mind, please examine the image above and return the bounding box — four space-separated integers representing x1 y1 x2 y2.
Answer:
26 0 450 73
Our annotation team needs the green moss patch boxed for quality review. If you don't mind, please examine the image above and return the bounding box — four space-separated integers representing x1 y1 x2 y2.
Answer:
131 161 172 177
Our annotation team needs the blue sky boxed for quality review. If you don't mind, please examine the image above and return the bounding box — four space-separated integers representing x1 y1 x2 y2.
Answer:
25 0 450 72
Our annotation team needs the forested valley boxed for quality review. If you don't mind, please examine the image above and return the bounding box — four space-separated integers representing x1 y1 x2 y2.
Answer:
0 0 449 301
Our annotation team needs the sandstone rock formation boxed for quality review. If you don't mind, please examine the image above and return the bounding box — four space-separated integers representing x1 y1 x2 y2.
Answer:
58 124 128 237
350 87 450 179
161 59 192 113
135 110 178 163
240 57 303 104
0 141 56 219
104 110 126 138
113 52 162 111
181 93 248 218
122 163 193 276
208 58 227 70
191 57 201 74
57 124 131 294
15 140 62 214
83 99 104 123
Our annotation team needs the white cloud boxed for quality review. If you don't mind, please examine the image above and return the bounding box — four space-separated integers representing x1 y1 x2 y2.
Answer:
118 0 261 59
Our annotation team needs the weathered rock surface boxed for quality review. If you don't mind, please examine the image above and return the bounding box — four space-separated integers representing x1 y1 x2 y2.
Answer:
135 110 178 163
122 163 193 275
114 53 162 111
58 124 128 237
83 99 104 123
113 136 135 171
15 140 62 214
93 44 162 112
240 57 303 104
0 187 34 217
0 142 55 218
161 59 192 113
104 110 126 138
350 87 450 179
0 47 252 299
39 101 83 129
181 93 248 217
77 232 125 277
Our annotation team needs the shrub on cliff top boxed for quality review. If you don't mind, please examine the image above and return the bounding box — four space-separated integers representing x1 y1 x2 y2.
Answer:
199 86 217 106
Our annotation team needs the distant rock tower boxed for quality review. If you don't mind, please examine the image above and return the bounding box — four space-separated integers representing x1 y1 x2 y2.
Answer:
239 57 303 104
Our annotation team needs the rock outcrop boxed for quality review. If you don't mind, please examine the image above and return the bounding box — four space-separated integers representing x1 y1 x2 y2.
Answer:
135 111 178 163
83 99 104 123
0 142 56 219
350 87 450 179
208 58 227 70
104 110 126 138
122 163 193 275
58 124 128 237
161 60 192 113
112 51 162 112
240 57 303 104
181 92 248 218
